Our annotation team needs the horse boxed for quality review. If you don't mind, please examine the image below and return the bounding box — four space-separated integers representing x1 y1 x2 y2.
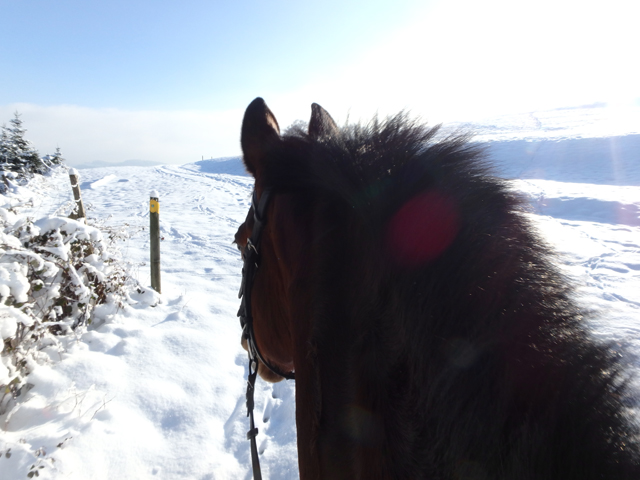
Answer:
234 97 640 479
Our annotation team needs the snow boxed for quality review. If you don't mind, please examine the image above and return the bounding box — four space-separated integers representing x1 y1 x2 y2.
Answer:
0 262 30 304
86 174 117 189
0 309 18 341
1 105 639 479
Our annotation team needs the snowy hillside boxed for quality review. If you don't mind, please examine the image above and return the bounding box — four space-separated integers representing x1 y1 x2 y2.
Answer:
1 109 639 479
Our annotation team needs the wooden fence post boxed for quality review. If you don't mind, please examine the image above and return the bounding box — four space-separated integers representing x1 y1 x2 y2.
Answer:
68 168 86 223
150 191 161 293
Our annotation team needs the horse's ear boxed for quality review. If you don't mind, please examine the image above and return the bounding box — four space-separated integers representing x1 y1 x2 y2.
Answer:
241 97 281 176
309 103 338 140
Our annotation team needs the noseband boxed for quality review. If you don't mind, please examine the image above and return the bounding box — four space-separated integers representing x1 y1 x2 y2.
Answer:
237 187 295 480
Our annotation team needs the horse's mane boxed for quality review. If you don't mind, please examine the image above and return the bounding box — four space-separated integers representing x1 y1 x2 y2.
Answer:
267 114 487 204
257 113 639 477
263 115 598 354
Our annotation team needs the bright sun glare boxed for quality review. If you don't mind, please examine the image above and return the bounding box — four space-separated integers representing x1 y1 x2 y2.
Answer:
276 0 639 125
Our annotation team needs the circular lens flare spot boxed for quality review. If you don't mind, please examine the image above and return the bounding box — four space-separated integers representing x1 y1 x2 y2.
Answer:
386 191 459 266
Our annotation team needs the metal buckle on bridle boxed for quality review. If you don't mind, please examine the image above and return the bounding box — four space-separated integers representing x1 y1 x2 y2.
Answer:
237 187 295 480
246 239 258 266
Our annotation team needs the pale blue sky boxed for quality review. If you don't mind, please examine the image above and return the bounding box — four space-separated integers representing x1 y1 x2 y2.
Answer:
1 0 426 110
1 0 638 165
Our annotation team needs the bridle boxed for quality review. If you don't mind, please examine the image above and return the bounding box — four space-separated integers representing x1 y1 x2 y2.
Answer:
238 188 296 381
237 187 295 480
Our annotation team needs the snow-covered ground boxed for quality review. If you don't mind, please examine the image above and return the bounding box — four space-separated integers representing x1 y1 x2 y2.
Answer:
1 106 639 479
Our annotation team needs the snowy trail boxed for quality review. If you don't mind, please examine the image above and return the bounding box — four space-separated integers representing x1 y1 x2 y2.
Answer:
1 133 639 479
1 165 298 479
57 164 299 479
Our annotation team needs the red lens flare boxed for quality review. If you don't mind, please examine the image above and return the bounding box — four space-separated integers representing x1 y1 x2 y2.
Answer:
386 191 459 267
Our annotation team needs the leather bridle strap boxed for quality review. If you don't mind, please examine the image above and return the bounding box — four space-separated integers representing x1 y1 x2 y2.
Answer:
246 353 262 480
237 188 295 480
238 188 295 381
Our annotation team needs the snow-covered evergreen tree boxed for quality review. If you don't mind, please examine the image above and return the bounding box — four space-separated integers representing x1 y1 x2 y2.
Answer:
0 112 45 175
0 124 9 165
42 146 65 167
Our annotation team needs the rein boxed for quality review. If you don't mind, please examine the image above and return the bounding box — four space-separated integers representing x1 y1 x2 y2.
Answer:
237 187 295 480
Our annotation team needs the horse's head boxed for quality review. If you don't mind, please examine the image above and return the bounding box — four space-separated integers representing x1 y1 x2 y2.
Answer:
234 98 338 382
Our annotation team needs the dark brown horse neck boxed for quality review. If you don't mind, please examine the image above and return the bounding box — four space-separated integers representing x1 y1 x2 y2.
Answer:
235 97 640 480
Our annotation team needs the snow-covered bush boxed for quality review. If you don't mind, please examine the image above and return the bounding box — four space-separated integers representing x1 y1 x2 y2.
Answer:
0 172 139 415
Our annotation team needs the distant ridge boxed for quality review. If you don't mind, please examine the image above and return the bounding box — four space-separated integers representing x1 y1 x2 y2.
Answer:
72 159 164 169
180 157 248 176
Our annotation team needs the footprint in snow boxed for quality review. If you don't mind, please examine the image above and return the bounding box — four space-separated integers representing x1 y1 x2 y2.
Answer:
263 397 274 423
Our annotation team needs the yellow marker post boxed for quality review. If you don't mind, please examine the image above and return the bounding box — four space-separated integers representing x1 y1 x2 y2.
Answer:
150 193 161 293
